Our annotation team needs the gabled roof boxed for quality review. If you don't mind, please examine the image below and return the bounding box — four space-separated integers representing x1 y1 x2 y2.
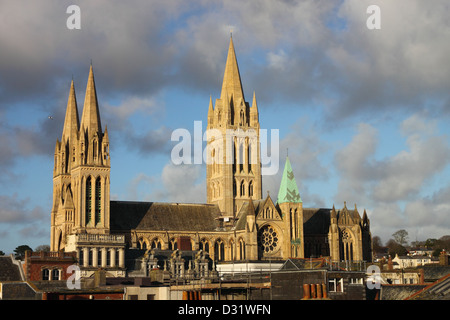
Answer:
405 274 450 300
277 157 302 204
235 198 266 230
110 201 221 232
0 256 23 281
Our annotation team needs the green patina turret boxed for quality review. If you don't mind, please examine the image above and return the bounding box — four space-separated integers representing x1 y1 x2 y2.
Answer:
277 156 302 204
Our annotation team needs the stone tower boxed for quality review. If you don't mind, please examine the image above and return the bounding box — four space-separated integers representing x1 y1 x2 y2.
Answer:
276 156 304 258
206 36 262 217
51 65 111 251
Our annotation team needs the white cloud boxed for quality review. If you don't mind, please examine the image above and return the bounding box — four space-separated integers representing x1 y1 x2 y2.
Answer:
334 114 450 242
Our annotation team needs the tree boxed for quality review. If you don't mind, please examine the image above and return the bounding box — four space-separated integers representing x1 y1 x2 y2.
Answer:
34 245 50 252
372 236 384 253
0 250 5 256
386 239 408 257
13 245 33 260
424 238 437 248
431 235 450 256
392 229 409 247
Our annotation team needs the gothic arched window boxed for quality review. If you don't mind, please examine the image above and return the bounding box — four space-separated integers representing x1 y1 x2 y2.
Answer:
240 180 245 197
86 177 92 223
95 177 101 224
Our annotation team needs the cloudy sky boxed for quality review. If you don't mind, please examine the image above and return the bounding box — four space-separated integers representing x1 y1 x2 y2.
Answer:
1 0 449 254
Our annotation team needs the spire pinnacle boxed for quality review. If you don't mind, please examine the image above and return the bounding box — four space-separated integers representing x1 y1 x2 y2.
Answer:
220 36 244 101
62 80 80 142
80 64 102 137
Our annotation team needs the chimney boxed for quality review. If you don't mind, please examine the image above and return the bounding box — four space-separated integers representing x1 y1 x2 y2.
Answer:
440 250 448 266
387 255 393 271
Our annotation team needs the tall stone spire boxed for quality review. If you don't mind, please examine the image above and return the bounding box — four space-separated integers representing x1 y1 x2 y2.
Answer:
81 64 102 137
61 80 80 143
220 35 245 102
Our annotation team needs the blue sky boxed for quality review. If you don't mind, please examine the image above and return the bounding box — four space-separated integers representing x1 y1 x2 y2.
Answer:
1 0 450 254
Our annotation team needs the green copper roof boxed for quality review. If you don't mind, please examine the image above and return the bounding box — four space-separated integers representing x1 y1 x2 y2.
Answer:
277 157 302 204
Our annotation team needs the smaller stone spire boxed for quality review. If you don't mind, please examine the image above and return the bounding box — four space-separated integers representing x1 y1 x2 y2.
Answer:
62 80 80 143
250 91 259 126
208 95 214 125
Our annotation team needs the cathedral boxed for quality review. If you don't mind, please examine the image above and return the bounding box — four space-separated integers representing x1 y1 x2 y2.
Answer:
50 36 372 277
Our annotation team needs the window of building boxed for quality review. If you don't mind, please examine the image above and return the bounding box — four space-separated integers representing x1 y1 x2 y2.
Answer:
258 225 279 254
86 177 92 223
214 239 225 261
199 239 209 253
329 278 344 292
52 269 60 280
350 278 363 285
42 269 50 281
151 239 162 250
95 177 101 224
240 180 245 197
169 238 178 250
239 239 246 260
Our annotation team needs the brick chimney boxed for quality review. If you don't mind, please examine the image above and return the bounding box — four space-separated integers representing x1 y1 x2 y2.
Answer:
439 250 448 266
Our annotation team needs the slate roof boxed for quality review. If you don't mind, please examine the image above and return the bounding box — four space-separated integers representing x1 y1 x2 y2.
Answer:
422 265 450 282
235 199 265 231
406 274 450 300
110 201 222 232
380 285 427 300
0 256 22 281
303 208 331 235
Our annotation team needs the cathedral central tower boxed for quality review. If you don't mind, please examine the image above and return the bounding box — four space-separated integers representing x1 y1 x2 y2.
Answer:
206 36 262 216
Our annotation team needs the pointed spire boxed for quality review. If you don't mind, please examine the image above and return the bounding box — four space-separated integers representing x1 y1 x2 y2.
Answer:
103 125 109 141
250 91 259 126
251 91 258 109
247 197 255 216
81 64 102 137
62 80 80 143
208 96 214 124
277 156 302 204
331 205 337 220
220 36 245 102
209 95 214 111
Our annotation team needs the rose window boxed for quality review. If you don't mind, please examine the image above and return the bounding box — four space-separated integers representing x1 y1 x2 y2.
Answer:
341 230 351 242
259 225 279 253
